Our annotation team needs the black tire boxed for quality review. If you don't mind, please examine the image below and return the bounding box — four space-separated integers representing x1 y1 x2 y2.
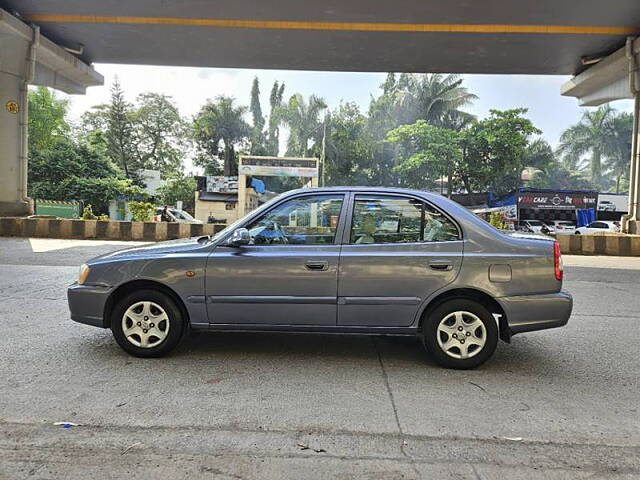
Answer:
421 298 498 369
111 289 186 358
574 231 580 235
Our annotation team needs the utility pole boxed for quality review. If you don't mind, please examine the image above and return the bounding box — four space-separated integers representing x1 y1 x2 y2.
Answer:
320 117 327 187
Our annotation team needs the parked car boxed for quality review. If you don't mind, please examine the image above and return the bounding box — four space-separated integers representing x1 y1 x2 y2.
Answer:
551 221 576 233
68 187 572 369
597 200 617 212
154 207 203 224
574 221 620 234
518 219 554 235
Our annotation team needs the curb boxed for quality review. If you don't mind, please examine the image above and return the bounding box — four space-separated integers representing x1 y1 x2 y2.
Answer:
0 217 226 241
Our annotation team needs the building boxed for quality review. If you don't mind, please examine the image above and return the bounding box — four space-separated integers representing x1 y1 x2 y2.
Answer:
194 176 262 224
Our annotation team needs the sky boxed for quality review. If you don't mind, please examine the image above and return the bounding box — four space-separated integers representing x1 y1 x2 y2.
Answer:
64 64 634 171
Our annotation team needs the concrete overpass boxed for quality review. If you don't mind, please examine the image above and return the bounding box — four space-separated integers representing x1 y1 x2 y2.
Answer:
0 1 639 228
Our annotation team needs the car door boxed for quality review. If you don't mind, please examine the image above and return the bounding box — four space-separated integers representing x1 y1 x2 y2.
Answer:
587 221 606 233
337 193 463 327
205 193 346 325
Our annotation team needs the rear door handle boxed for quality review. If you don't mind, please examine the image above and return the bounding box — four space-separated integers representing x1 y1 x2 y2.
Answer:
305 261 329 271
428 260 453 271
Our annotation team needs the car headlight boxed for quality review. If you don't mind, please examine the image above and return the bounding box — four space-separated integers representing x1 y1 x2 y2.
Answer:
78 264 90 285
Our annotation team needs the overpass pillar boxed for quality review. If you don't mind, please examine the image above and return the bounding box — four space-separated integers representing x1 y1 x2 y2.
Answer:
624 93 640 233
0 25 35 216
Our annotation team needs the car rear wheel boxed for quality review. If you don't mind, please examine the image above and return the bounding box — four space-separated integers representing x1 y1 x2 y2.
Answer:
421 299 498 369
111 289 185 357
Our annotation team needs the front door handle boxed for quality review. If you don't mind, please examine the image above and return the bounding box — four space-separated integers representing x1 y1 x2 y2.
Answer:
305 261 329 271
428 260 453 271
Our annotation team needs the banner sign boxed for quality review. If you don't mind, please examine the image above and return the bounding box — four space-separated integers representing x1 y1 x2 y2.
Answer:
517 191 598 210
239 157 318 178
206 176 238 193
34 199 81 218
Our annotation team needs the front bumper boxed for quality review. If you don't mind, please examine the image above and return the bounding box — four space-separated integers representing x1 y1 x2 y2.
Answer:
497 291 573 336
68 282 112 328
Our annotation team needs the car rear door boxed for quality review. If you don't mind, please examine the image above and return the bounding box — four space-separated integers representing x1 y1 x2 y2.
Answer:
205 193 346 326
337 193 463 327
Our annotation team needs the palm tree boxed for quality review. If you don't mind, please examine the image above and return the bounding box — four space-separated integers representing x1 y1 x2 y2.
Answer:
557 105 615 184
192 96 250 176
398 74 478 129
279 93 327 157
603 112 633 193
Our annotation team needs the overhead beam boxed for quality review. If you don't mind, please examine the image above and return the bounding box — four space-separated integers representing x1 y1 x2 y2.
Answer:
561 36 639 106
0 7 103 94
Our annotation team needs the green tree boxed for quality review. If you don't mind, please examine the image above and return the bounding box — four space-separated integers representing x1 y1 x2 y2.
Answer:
386 120 461 194
603 112 633 193
323 102 375 185
83 79 141 179
135 92 185 179
401 74 477 128
156 175 197 213
266 80 286 155
249 77 268 155
558 105 615 185
28 87 70 152
192 96 250 176
457 109 540 195
527 161 596 190
105 78 140 179
280 93 327 156
28 137 125 214
368 73 476 133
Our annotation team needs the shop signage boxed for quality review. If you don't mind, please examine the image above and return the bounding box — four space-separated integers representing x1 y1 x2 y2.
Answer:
239 157 318 178
517 191 598 210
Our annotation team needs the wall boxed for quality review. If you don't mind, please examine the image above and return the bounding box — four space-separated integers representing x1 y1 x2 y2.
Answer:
0 217 225 241
194 190 260 224
556 233 640 256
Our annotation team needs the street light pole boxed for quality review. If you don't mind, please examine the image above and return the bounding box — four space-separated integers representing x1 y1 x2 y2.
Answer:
321 117 327 187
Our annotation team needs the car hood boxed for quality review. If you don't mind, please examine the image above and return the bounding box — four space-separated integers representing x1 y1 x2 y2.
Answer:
89 236 209 263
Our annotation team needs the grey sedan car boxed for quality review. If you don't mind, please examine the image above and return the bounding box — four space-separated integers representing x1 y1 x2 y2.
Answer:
68 187 572 369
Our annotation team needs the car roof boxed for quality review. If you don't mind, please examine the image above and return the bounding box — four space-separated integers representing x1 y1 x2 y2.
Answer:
281 186 450 201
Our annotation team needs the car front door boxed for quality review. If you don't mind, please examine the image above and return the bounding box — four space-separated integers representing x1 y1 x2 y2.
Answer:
337 193 463 327
205 193 346 326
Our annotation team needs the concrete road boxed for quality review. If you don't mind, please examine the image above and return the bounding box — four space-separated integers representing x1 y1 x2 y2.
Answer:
0 237 638 479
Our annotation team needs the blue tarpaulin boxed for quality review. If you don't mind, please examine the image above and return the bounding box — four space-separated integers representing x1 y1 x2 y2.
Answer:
576 208 596 227
250 178 266 193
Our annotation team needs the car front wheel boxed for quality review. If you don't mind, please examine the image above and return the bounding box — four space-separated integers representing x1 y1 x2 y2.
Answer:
421 299 498 369
111 289 185 357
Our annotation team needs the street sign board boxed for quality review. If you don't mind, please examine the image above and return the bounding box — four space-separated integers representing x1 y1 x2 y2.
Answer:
239 157 318 178
34 199 81 218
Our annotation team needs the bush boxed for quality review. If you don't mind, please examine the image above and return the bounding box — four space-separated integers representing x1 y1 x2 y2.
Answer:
489 211 507 230
128 201 155 222
82 205 97 220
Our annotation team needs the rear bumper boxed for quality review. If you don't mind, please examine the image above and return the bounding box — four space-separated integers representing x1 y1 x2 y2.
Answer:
497 291 572 336
68 283 112 328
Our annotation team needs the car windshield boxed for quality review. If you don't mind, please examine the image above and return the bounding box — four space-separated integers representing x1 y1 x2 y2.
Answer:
171 209 195 221
557 222 573 226
526 220 543 226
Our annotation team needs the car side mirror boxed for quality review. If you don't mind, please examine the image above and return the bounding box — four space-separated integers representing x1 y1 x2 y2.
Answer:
226 228 250 247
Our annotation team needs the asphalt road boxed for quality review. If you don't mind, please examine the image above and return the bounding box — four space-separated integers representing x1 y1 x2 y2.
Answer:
1 237 639 479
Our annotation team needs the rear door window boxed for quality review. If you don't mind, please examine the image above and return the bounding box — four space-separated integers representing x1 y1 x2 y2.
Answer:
350 195 459 244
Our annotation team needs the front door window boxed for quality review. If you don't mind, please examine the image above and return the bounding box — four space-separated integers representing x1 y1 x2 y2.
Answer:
245 194 344 245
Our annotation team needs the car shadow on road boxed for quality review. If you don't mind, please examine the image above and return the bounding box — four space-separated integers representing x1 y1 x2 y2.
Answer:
160 329 565 375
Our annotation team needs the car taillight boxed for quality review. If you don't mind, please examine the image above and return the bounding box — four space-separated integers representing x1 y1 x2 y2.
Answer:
553 241 563 281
